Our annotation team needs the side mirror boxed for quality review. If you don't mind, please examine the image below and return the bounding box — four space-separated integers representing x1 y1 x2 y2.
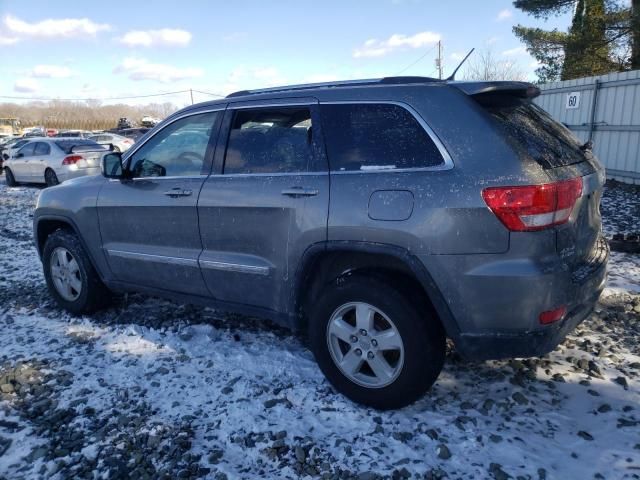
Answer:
15 153 24 159
102 152 125 178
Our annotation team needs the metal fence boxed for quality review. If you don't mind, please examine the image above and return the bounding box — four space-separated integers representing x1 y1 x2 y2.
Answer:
535 69 640 184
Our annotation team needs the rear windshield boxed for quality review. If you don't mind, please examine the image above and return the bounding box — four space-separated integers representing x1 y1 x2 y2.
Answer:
477 95 588 168
55 139 106 154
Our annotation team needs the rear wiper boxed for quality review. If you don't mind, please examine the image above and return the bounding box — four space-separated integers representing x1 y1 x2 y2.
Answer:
580 140 593 152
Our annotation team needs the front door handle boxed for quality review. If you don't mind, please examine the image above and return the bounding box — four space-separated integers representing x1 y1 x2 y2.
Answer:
163 187 193 198
281 186 319 197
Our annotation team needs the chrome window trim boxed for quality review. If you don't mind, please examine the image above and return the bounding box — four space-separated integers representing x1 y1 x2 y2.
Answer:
319 100 454 171
209 171 327 179
108 175 209 182
199 260 270 276
107 249 198 267
228 100 318 109
121 107 226 166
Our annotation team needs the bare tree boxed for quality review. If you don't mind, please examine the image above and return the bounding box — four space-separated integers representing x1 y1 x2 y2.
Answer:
462 49 529 81
0 101 180 131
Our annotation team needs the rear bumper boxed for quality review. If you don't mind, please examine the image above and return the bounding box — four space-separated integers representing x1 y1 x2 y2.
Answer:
419 235 608 361
59 166 101 182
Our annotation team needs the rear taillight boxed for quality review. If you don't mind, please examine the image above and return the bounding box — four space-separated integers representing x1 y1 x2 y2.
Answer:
62 155 83 165
482 178 582 232
124 139 133 144
539 306 567 325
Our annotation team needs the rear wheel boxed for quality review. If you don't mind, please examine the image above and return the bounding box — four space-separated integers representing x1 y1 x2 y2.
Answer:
43 229 111 314
308 275 445 410
44 168 59 187
4 168 17 186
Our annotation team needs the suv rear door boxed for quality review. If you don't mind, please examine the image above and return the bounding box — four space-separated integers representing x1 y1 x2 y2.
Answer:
197 98 329 314
97 109 224 296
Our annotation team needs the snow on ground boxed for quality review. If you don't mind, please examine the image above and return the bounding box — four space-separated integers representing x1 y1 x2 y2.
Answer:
0 178 638 480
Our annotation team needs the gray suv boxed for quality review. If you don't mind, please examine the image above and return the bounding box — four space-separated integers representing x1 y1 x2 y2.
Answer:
33 77 608 409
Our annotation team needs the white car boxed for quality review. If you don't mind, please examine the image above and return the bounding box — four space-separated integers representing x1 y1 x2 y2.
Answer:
4 138 107 187
88 133 134 153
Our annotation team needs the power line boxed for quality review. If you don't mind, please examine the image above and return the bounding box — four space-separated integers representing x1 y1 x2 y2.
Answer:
192 89 225 98
396 43 440 75
0 89 224 102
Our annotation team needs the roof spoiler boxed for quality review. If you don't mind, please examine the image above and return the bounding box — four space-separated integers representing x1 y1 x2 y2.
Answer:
451 81 540 99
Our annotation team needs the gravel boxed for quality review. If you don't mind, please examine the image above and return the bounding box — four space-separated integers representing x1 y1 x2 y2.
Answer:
0 178 638 479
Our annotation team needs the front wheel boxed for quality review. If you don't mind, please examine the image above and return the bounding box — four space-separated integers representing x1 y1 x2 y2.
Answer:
4 168 17 186
308 275 445 410
43 230 111 314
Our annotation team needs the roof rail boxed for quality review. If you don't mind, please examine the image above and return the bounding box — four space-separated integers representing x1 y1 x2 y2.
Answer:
226 76 441 98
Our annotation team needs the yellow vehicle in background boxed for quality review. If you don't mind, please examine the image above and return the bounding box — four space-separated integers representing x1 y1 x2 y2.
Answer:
0 118 22 138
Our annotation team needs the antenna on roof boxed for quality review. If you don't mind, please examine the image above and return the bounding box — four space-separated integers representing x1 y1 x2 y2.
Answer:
446 48 475 81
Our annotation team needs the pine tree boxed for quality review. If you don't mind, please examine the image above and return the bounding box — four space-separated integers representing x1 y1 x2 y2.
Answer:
513 0 639 81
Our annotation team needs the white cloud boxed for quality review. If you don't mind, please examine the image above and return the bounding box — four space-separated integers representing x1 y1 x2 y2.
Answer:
3 14 110 39
14 78 39 93
113 57 204 83
486 36 500 45
31 64 74 78
225 66 286 92
353 31 440 58
119 29 192 47
496 9 513 21
450 52 465 61
502 46 527 56
0 35 18 45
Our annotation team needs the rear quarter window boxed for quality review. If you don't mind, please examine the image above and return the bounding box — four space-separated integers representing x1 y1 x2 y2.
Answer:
320 103 445 172
476 95 589 169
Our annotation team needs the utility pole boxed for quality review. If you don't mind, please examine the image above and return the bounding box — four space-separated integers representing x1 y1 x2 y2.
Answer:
436 41 443 80
190 89 194 105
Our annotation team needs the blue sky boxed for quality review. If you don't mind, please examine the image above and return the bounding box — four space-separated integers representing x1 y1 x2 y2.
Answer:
0 0 572 106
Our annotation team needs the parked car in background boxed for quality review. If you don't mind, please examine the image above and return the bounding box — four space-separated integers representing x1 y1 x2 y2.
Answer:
117 117 135 130
33 77 607 409
117 128 149 140
88 133 134 152
2 137 35 163
118 127 150 141
4 138 107 187
54 130 93 138
24 126 46 137
46 128 58 137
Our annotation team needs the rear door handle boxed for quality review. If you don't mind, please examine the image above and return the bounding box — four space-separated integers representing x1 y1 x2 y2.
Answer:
281 186 319 197
163 187 193 197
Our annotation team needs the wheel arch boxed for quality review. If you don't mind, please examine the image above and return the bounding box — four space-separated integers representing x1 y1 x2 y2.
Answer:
34 215 106 282
289 241 461 342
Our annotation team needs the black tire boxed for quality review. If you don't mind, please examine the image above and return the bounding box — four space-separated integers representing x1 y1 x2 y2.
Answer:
308 275 445 410
44 168 59 187
42 229 111 315
4 168 17 187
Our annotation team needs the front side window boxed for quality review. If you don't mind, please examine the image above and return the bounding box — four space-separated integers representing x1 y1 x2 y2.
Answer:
128 111 219 178
320 103 445 171
17 143 35 157
34 142 51 155
224 107 313 174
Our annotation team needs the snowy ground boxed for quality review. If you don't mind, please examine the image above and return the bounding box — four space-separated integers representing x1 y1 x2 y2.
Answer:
0 177 638 480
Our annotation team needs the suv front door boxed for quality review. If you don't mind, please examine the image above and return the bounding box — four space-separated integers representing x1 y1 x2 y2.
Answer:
197 99 329 314
97 109 224 296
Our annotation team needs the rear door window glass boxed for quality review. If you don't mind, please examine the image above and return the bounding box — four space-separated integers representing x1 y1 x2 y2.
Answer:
224 107 313 174
34 142 51 155
320 103 444 172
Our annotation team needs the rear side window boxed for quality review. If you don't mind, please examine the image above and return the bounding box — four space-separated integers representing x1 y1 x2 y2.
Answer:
477 95 588 168
321 103 445 172
34 142 50 155
224 107 313 174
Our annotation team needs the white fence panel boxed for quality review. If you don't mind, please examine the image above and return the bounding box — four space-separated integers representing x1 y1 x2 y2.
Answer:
535 69 640 184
